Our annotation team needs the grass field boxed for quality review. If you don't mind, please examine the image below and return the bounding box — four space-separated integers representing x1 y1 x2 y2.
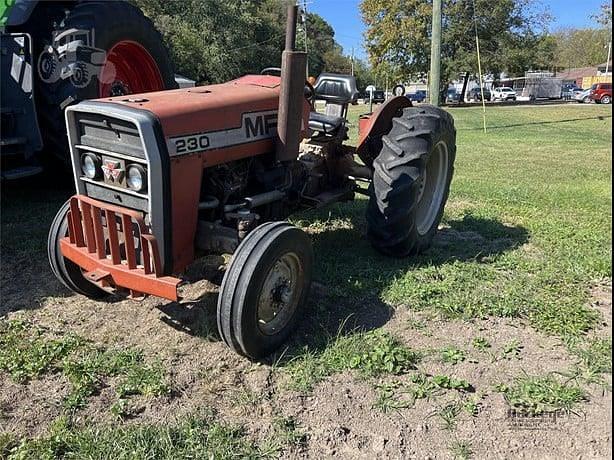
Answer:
1 103 612 459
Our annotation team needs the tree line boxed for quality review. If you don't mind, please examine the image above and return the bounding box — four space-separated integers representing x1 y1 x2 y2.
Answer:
133 0 611 91
360 0 612 86
132 0 374 88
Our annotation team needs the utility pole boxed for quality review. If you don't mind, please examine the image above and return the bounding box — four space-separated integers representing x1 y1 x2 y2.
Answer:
429 0 442 106
351 47 355 76
301 0 309 77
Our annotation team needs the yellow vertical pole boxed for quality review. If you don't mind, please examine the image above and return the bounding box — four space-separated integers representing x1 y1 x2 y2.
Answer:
475 35 487 133
473 0 487 133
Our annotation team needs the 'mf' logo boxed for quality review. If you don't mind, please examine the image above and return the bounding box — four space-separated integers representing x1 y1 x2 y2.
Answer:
245 113 277 138
168 110 278 156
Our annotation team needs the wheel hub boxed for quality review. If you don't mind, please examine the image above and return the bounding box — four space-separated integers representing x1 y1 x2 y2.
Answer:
257 253 302 335
414 141 449 236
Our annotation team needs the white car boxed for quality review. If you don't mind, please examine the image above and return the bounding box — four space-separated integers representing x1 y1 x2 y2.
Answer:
573 89 591 103
492 87 517 101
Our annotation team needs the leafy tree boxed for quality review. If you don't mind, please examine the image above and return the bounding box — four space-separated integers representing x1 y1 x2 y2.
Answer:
133 0 286 84
133 1 371 86
360 0 553 84
552 28 610 70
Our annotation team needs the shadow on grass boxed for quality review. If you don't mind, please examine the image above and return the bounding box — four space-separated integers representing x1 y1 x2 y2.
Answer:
2 179 528 365
458 114 612 131
1 177 74 315
157 206 529 365
266 209 529 365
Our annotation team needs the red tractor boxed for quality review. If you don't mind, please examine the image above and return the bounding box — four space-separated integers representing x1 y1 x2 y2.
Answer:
48 6 456 359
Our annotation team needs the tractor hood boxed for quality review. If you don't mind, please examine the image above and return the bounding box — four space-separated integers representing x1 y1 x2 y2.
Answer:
97 74 309 166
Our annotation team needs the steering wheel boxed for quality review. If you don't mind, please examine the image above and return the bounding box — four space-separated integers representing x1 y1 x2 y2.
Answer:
261 67 282 76
261 67 315 105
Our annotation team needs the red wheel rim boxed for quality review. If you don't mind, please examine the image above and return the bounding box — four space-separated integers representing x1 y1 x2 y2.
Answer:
98 41 165 98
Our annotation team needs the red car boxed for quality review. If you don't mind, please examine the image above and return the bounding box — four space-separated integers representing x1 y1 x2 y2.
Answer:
589 83 612 104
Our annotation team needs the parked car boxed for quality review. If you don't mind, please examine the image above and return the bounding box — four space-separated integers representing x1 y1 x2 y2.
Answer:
407 90 427 103
574 88 592 103
445 89 461 103
589 83 612 104
467 87 491 101
561 84 582 100
492 87 517 101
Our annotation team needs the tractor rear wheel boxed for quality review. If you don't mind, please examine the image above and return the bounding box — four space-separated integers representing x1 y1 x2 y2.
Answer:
28 1 176 164
48 200 108 299
366 106 456 257
217 222 313 359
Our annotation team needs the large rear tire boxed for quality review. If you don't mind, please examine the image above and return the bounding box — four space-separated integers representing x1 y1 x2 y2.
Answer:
217 222 314 359
48 200 108 299
27 1 176 163
366 106 456 257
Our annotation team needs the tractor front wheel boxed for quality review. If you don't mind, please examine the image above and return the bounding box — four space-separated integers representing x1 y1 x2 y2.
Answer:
48 201 108 299
217 222 314 359
366 106 456 257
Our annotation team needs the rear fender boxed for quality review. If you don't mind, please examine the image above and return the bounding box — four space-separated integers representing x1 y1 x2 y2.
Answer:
355 96 412 167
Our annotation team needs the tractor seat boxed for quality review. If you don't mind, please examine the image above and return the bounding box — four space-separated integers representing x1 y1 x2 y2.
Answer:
308 73 359 135
308 112 344 133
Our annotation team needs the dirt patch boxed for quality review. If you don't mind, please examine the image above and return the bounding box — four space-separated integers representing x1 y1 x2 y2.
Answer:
589 278 612 338
0 245 611 458
2 283 611 458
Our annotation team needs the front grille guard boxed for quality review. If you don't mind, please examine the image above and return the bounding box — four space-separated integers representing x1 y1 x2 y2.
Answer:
60 195 180 300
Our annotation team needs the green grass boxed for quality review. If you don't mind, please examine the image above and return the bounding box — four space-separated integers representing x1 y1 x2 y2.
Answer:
2 413 270 460
282 329 419 392
449 439 473 459
0 320 169 411
498 374 586 414
303 103 612 341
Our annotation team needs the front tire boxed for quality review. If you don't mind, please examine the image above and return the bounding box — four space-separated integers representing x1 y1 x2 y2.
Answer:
366 106 456 257
48 201 108 299
217 222 314 359
601 95 611 104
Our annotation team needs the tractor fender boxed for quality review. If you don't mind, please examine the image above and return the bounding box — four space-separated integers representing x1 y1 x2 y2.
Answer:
4 0 38 26
356 95 412 167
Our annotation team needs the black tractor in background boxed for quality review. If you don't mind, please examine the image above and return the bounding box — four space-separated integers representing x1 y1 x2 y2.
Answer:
1 0 177 180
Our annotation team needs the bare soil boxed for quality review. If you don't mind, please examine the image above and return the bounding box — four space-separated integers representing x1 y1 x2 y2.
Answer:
1 261 611 458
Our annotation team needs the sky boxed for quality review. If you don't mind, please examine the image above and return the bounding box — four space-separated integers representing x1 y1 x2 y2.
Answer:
309 0 607 61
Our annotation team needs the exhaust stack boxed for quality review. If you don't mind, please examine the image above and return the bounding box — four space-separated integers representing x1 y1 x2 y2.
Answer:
276 4 307 162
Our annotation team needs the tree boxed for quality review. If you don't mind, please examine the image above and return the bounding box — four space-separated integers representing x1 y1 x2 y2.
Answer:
552 28 610 70
132 0 287 84
360 0 553 85
132 1 371 86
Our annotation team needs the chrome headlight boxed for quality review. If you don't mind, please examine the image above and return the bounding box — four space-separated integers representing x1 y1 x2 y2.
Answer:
126 164 147 192
81 153 101 179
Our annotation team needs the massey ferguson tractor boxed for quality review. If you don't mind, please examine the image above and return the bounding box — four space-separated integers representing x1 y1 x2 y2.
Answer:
47 5 456 359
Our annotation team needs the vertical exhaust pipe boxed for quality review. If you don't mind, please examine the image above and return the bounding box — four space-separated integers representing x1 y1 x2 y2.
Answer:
276 4 307 162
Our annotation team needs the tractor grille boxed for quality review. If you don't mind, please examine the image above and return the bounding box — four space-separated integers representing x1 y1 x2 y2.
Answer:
72 112 149 211
76 113 145 158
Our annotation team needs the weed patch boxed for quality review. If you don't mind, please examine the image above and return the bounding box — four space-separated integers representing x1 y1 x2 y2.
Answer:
283 330 419 391
0 320 169 412
498 374 586 415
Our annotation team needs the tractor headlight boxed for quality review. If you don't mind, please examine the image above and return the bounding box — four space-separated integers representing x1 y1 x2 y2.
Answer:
81 153 101 179
126 164 147 192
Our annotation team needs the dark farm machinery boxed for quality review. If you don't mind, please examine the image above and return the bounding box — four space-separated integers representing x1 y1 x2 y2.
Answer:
47 4 456 359
1 0 176 179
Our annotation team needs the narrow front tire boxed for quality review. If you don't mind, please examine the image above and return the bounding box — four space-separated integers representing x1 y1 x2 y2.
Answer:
217 222 314 359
